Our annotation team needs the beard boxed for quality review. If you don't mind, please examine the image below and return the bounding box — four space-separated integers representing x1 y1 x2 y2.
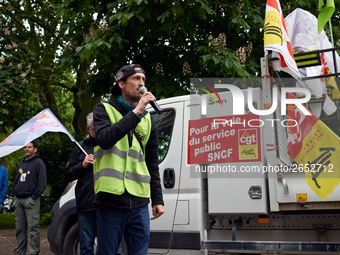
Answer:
123 91 142 105
25 151 33 158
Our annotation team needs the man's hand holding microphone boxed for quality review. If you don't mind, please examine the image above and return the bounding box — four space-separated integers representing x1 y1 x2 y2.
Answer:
133 87 162 116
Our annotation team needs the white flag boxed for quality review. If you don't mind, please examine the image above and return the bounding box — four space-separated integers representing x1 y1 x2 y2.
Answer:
0 108 76 158
285 8 339 115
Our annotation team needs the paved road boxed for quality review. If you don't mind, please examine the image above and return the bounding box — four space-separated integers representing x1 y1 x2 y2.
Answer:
0 228 232 255
0 228 54 255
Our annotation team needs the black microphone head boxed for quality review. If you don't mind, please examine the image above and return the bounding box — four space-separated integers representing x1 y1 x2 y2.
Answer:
139 87 147 95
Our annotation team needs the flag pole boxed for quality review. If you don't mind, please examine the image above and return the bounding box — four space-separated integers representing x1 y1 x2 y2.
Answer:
75 141 88 156
329 19 334 48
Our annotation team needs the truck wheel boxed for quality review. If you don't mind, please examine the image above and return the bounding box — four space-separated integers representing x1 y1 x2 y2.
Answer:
63 223 80 255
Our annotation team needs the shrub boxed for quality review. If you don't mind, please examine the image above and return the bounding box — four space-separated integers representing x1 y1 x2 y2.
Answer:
40 213 52 226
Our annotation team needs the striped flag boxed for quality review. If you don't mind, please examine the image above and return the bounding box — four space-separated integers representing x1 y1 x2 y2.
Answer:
264 0 301 80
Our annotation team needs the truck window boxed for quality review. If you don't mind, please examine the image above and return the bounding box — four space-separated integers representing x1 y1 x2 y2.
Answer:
151 110 175 163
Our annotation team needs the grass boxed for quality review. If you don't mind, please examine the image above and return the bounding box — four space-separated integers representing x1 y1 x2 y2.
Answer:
0 213 51 229
0 214 15 229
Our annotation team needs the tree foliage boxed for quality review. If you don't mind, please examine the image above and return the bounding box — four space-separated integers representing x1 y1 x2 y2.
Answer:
72 0 266 98
0 0 101 138
0 0 100 204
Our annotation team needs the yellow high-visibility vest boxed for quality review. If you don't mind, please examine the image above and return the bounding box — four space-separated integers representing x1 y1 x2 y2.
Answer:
93 103 151 198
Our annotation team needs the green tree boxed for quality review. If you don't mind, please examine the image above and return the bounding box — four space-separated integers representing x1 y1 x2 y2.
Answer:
73 0 265 98
67 0 337 100
0 0 101 138
0 0 100 205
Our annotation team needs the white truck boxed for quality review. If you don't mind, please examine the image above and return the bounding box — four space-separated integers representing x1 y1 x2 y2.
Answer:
48 56 340 254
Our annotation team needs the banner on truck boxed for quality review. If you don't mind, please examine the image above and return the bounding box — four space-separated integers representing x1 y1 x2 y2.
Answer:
188 114 262 165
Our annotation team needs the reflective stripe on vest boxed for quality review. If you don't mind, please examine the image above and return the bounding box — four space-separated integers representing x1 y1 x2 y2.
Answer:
93 103 151 198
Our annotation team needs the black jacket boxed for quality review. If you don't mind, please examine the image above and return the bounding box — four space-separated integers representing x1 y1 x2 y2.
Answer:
65 135 97 212
93 97 164 209
12 154 47 201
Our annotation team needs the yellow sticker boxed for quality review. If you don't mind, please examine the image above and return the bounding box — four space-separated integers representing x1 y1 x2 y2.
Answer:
297 193 307 202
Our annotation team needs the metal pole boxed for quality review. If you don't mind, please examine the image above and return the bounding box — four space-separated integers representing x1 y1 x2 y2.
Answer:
75 141 88 156
329 19 334 48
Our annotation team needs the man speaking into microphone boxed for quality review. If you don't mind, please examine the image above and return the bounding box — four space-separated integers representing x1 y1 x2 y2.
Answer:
93 64 164 255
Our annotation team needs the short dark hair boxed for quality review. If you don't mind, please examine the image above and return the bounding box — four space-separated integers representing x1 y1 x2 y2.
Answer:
30 140 37 149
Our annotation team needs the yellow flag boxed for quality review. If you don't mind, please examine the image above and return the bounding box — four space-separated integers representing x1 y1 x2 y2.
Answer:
325 70 340 101
287 93 340 200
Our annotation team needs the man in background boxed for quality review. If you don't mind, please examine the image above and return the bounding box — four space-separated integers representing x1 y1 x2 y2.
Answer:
65 112 123 255
65 112 98 255
12 140 47 255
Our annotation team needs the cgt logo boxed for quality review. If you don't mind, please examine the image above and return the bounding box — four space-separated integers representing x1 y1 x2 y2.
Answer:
239 128 258 160
240 129 257 145
201 84 312 116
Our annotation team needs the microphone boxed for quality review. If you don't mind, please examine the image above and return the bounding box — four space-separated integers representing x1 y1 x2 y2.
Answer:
139 87 162 114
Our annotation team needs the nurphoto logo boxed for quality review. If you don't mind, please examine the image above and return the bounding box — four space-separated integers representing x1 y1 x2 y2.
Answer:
190 78 312 129
195 82 311 117
198 83 223 106
213 84 311 116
